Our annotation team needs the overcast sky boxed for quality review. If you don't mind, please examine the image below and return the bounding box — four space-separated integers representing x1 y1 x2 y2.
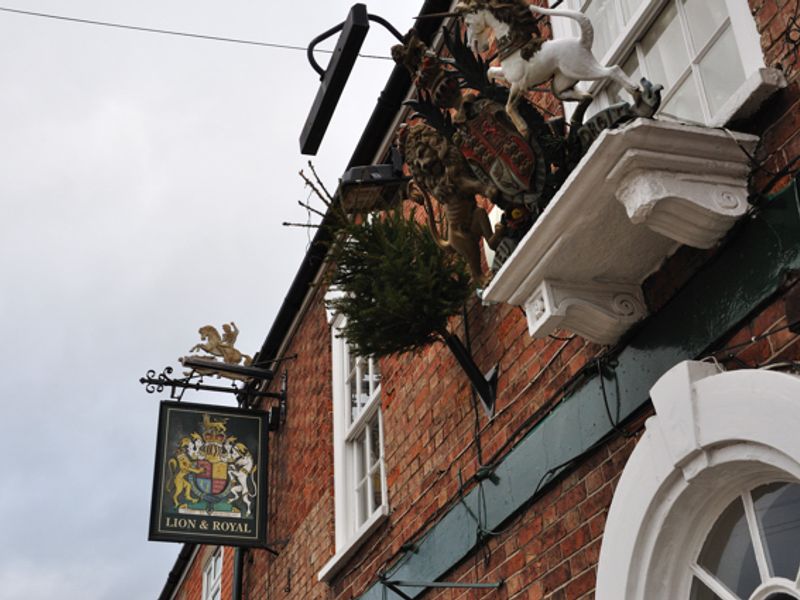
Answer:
0 2 419 597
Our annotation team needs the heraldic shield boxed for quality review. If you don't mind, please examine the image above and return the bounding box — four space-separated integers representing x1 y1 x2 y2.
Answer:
149 401 268 547
454 98 547 208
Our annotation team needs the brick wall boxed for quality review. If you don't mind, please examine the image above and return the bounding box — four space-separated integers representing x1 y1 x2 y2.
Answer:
225 2 800 600
172 546 234 600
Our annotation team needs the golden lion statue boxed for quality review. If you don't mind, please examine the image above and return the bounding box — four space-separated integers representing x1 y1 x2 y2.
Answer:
401 122 505 286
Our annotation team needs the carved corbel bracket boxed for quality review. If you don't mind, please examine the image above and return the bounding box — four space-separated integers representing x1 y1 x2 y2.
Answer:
611 149 750 249
524 280 647 345
483 119 758 346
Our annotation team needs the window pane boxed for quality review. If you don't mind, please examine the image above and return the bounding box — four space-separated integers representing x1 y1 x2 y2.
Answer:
697 496 761 599
682 0 728 51
370 359 382 394
355 432 367 481
753 482 800 580
368 416 381 467
356 481 368 526
607 51 640 105
689 577 723 600
585 0 620 59
355 431 368 525
359 361 371 406
641 2 689 90
698 26 746 117
348 375 359 424
371 468 383 512
662 74 704 123
621 0 644 21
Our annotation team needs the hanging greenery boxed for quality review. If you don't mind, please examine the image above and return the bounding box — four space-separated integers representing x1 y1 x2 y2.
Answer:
326 208 474 358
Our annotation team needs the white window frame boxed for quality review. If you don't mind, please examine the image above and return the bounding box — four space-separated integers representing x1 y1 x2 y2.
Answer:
201 547 223 600
595 361 800 600
318 310 389 582
550 0 784 126
688 482 800 599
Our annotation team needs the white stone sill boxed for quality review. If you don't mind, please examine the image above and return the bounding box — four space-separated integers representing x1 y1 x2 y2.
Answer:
317 504 389 583
482 118 758 345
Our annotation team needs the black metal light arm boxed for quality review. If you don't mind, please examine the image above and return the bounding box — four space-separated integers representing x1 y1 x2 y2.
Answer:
305 8 405 79
306 21 347 78
366 14 404 43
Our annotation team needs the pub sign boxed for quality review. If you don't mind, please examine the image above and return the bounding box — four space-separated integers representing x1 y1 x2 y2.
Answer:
149 401 268 547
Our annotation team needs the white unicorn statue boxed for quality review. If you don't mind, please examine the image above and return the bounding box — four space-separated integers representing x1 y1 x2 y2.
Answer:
456 0 660 136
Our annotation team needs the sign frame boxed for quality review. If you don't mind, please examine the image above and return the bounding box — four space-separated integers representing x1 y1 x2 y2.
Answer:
149 400 268 547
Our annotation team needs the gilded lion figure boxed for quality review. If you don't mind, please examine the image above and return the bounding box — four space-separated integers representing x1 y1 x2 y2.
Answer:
401 122 505 286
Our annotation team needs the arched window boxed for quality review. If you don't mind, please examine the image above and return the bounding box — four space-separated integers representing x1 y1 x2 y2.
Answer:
595 361 800 600
690 482 800 600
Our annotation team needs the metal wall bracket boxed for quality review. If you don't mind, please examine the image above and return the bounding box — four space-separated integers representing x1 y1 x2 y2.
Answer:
442 331 498 416
379 577 503 599
139 363 279 403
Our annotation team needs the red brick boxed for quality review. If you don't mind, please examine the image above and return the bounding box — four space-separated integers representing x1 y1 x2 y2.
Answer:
564 568 595 599
541 561 571 593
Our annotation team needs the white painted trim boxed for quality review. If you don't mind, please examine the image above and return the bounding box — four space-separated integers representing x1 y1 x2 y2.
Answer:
330 314 349 551
550 0 781 126
327 314 389 576
482 119 756 344
751 580 800 600
201 546 223 600
596 362 800 600
317 504 389 582
709 68 787 127
742 490 771 583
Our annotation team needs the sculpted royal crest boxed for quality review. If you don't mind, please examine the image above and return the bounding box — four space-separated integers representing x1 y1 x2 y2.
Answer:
149 401 268 546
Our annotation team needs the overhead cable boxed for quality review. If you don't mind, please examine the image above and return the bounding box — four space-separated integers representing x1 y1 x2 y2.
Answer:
0 6 392 60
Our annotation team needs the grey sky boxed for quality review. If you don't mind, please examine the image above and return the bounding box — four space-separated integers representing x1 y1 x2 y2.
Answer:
0 2 418 597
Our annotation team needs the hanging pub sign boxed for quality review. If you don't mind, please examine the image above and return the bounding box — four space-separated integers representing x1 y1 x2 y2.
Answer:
149 401 268 547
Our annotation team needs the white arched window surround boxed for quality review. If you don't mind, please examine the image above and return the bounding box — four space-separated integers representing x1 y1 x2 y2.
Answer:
596 361 800 600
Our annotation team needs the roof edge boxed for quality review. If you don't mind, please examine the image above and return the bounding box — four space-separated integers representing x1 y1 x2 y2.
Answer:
256 0 452 365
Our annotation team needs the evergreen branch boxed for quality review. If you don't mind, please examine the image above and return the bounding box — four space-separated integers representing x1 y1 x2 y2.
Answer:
282 221 321 229
297 199 327 219
307 160 334 203
299 169 332 207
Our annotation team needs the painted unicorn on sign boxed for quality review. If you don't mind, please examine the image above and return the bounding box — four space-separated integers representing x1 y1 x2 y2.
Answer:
455 0 661 137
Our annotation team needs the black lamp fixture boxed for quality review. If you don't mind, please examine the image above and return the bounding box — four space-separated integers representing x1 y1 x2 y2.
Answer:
338 147 409 213
300 4 405 156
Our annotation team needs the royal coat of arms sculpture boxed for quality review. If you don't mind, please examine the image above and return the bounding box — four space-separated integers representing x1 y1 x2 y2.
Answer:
391 8 662 279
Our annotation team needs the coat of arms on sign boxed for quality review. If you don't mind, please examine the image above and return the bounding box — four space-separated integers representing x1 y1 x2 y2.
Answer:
149 401 268 546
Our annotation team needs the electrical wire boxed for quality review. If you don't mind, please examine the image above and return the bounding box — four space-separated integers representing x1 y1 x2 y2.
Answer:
711 321 800 358
0 5 393 60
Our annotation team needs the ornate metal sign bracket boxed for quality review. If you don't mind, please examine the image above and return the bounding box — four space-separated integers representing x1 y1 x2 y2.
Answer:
139 363 277 403
139 324 294 422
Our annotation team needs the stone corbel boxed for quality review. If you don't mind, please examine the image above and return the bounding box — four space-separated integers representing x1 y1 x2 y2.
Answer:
524 280 647 345
483 119 758 346
611 151 750 249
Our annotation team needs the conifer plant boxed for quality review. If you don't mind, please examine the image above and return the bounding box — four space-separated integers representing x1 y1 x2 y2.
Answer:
326 208 473 358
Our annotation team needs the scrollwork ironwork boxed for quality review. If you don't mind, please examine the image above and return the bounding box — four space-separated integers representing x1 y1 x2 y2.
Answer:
140 367 176 394
139 363 284 403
